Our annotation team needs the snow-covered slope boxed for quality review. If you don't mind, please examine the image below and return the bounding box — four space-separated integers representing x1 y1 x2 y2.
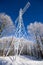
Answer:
0 56 43 65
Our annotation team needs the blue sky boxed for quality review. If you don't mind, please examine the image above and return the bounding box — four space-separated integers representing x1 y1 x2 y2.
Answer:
0 0 43 28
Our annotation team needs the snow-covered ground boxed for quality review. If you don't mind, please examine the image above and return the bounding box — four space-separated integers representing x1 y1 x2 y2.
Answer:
0 55 43 65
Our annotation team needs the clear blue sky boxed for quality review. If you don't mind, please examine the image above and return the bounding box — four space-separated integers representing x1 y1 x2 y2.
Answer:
0 0 43 28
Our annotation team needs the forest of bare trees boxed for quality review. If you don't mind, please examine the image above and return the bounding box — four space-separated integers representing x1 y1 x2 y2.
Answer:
0 13 43 59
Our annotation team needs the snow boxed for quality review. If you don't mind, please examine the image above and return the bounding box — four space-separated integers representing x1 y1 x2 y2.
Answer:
0 56 43 65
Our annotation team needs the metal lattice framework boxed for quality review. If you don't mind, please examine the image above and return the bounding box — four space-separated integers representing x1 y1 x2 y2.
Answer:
15 2 30 26
15 9 28 39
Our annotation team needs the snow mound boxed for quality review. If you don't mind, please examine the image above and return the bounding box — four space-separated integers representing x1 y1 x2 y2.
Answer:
0 56 43 65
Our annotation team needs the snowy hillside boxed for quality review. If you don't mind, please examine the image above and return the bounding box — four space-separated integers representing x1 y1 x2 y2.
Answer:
0 56 43 65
